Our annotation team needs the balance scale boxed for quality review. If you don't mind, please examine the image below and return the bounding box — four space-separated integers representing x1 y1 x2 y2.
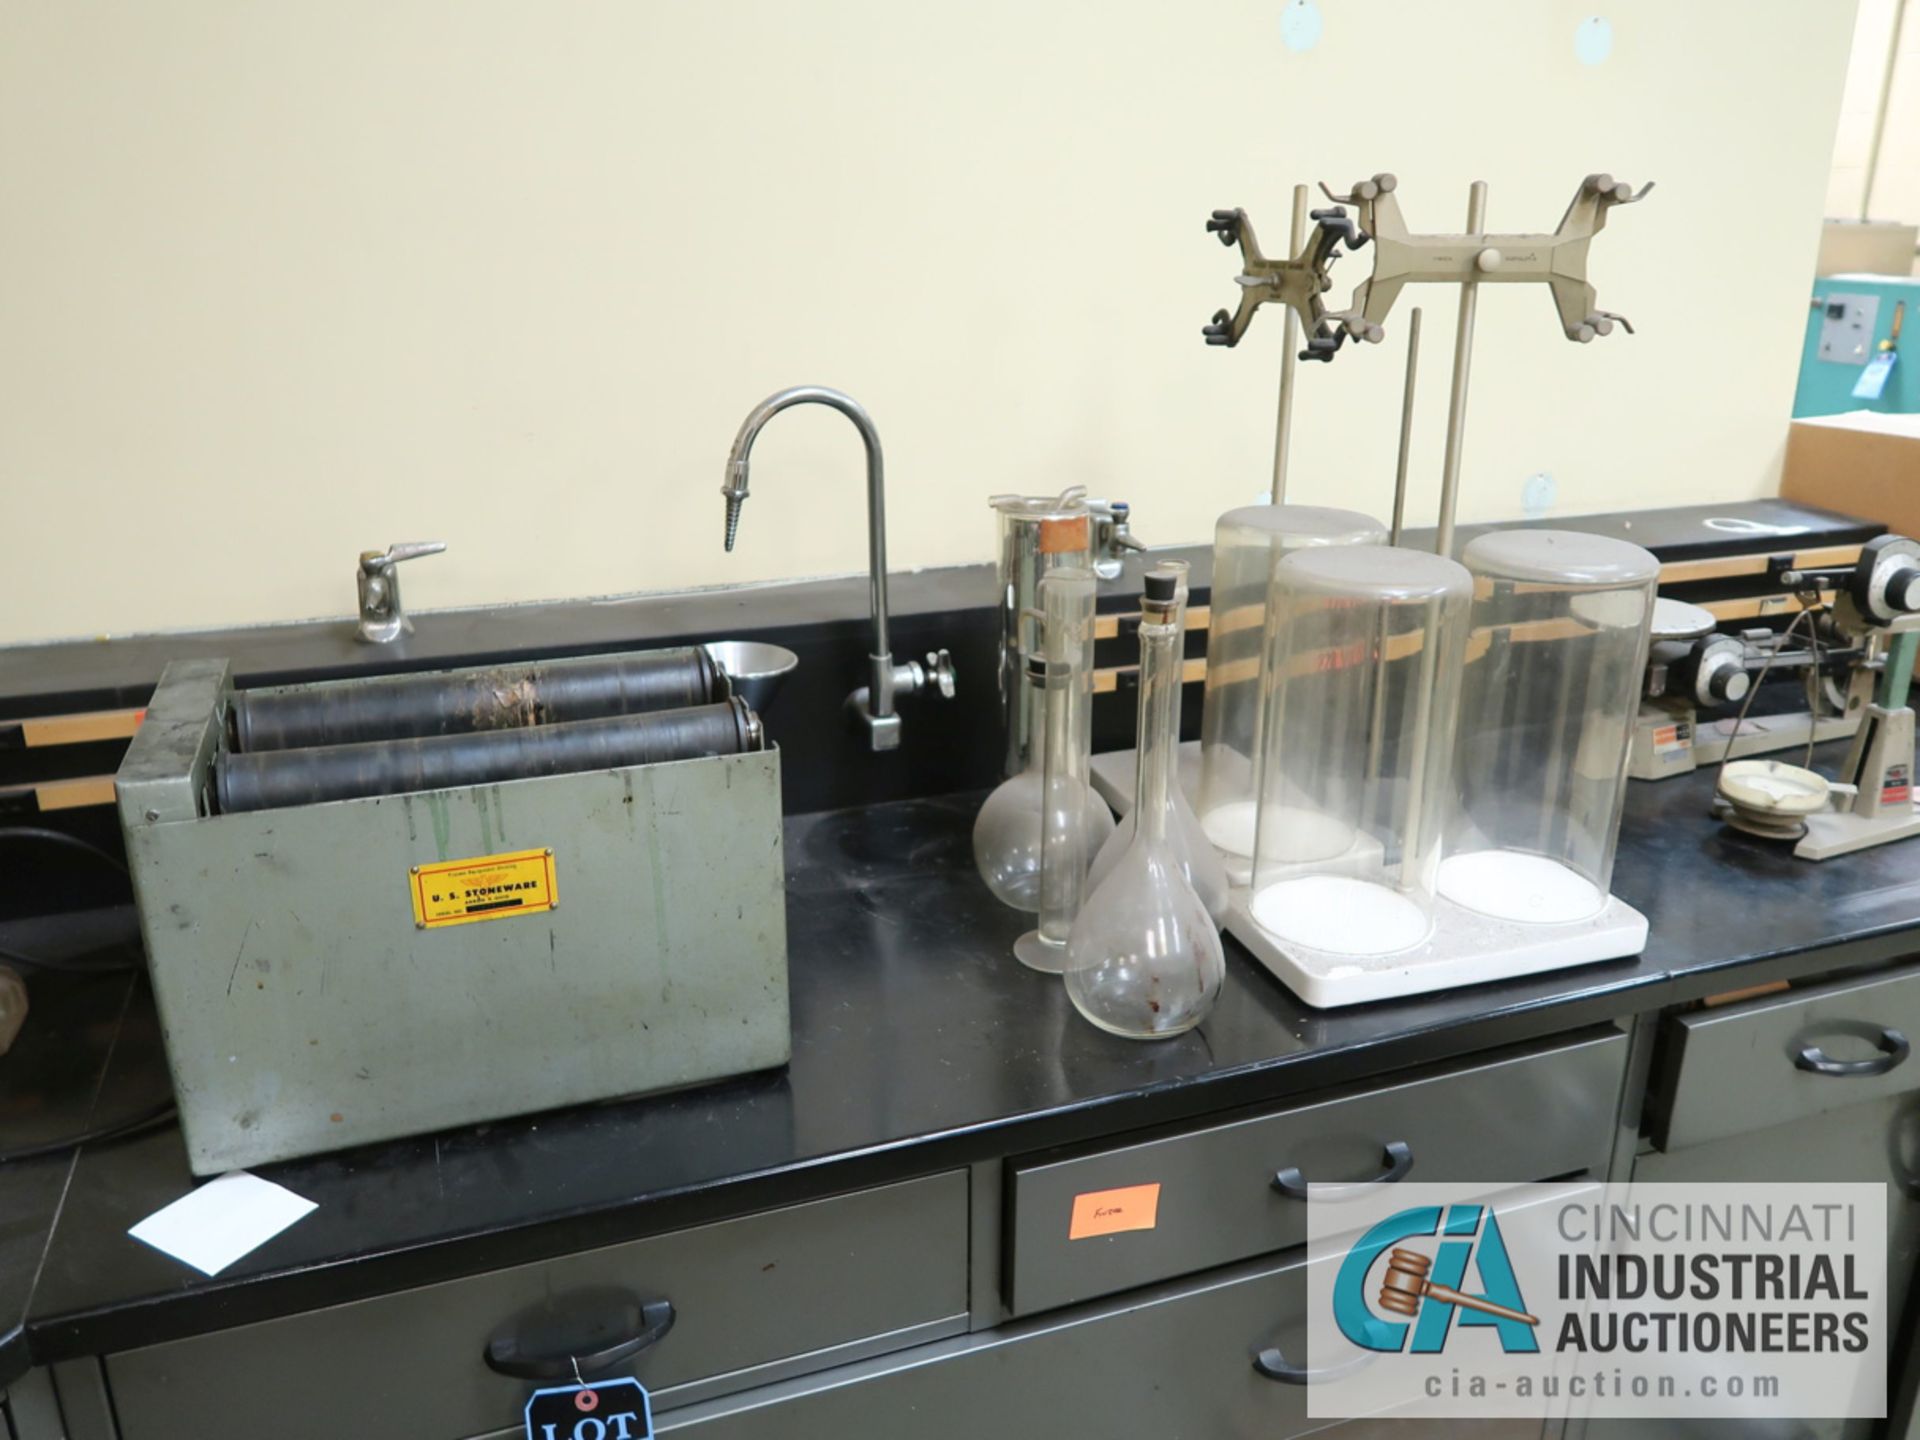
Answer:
1090 743 1647 1009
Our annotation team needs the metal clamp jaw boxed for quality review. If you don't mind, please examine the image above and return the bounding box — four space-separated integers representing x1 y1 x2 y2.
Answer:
848 650 957 751
356 542 446 644
1313 169 1652 346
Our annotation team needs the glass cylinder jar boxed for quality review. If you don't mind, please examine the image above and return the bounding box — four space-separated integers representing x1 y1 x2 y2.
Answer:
990 490 1093 778
1065 566 1224 1039
1438 529 1658 924
1195 504 1387 882
1248 546 1470 957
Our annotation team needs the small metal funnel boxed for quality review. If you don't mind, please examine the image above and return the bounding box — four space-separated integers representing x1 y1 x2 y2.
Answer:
706 641 799 714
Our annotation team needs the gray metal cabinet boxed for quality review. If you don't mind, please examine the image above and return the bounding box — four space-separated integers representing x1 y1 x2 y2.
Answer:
107 1172 968 1440
1611 963 1920 1440
614 1250 1541 1440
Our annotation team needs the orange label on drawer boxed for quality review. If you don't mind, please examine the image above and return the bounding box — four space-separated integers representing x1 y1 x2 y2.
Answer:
1069 1183 1161 1240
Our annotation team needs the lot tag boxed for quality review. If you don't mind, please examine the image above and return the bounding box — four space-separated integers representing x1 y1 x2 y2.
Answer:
523 1377 653 1440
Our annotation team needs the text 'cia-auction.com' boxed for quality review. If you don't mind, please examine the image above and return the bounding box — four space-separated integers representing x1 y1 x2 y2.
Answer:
1304 1182 1887 1421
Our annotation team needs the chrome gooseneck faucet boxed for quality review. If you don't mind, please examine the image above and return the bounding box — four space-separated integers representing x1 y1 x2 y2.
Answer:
722 386 954 751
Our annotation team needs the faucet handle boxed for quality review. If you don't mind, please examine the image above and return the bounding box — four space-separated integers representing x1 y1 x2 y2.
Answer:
361 541 447 574
922 650 957 700
356 541 446 644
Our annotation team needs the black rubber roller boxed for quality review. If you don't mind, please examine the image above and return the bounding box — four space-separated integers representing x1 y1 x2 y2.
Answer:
216 699 760 814
230 648 724 752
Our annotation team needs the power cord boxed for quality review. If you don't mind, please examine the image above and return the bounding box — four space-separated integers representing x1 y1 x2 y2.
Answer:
0 824 138 972
0 825 129 877
0 941 138 975
0 1098 176 1166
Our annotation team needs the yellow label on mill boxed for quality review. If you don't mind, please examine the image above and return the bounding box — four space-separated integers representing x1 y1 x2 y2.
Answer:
410 847 557 929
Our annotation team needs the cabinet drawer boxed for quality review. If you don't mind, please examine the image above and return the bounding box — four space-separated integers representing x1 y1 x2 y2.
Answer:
668 1249 1325 1438
1005 1030 1626 1316
1651 963 1920 1152
648 1241 1547 1439
108 1172 967 1440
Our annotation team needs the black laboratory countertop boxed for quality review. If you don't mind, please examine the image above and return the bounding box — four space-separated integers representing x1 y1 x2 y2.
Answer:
7 754 1920 1379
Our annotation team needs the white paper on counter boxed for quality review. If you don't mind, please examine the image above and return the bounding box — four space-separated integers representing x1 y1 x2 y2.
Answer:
128 1171 317 1276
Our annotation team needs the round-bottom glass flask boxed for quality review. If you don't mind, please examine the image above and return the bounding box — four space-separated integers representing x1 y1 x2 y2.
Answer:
974 651 1115 912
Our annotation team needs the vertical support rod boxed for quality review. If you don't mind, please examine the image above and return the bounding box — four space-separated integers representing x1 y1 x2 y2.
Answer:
1863 0 1909 222
1270 184 1309 503
1435 182 1487 557
1882 629 1919 712
1390 307 1423 545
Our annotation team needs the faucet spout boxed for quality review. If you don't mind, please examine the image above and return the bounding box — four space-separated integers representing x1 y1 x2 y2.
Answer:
722 386 951 750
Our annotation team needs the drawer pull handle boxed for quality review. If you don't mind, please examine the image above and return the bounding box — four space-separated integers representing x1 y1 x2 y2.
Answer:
1252 1343 1374 1385
1794 1026 1911 1078
1272 1140 1413 1201
484 1293 676 1381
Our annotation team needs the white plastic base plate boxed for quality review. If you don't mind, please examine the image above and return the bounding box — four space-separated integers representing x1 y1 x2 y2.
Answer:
1095 743 1648 1007
1227 888 1648 1009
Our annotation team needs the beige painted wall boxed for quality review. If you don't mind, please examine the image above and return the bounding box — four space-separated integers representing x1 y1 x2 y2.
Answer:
0 0 1858 644
1829 0 1902 218
1829 0 1920 244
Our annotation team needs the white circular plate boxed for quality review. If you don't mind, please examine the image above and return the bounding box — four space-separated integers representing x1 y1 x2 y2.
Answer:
1438 850 1605 925
1249 874 1431 956
1201 799 1259 859
1649 596 1718 641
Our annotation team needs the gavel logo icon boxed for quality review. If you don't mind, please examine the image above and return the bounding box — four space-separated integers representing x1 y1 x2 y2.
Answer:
1378 1248 1539 1326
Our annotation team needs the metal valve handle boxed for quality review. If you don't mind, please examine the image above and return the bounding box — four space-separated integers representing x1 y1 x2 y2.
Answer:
356 541 447 645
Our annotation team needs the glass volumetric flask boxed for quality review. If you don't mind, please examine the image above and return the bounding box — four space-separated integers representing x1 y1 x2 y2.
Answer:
1087 560 1229 923
1065 566 1224 1039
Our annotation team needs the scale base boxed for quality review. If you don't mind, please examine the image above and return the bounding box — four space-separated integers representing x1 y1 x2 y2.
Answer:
1796 804 1920 860
1227 890 1648 1009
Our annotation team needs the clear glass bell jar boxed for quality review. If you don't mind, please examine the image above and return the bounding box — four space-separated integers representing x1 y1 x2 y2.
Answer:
1194 504 1386 882
1247 545 1470 958
1438 529 1658 924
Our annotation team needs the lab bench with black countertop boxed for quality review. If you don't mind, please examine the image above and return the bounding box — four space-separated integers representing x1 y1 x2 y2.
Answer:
4 503 1919 1440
